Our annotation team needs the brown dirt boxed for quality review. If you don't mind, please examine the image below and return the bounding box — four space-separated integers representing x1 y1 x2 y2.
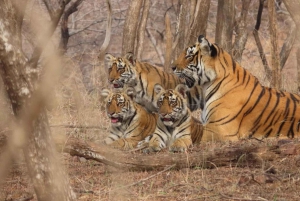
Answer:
1 140 300 201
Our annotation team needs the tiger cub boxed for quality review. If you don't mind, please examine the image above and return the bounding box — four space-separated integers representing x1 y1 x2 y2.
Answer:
138 84 203 153
101 88 158 150
104 53 203 112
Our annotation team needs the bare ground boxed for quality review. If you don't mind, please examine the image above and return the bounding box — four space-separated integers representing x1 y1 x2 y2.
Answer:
1 138 300 201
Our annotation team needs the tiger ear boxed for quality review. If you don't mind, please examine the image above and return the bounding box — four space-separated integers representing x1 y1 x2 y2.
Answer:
125 52 136 65
101 88 111 98
197 35 217 57
175 84 187 99
154 84 165 95
104 53 115 68
125 87 136 100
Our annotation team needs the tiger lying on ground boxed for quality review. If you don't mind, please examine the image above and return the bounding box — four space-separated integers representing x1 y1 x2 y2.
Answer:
138 84 203 153
101 88 158 150
171 35 300 141
104 53 203 112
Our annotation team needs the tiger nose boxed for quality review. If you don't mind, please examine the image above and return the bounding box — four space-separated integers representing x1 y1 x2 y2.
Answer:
109 78 114 83
171 66 176 71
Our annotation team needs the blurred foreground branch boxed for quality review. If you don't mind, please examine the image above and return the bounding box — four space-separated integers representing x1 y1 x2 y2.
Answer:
61 137 300 172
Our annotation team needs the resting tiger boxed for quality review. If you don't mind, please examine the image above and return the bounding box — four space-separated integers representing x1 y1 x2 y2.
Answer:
104 53 203 112
138 84 203 153
171 35 300 141
101 88 158 150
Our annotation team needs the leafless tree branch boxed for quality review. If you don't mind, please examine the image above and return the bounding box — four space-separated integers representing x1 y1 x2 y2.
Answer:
253 0 272 81
146 28 165 64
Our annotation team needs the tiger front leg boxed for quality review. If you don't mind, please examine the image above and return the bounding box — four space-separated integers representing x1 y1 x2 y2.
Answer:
169 135 192 153
105 138 137 150
139 134 167 153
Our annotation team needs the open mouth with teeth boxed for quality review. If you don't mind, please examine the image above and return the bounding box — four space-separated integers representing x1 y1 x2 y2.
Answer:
161 117 174 122
110 117 123 123
113 83 123 88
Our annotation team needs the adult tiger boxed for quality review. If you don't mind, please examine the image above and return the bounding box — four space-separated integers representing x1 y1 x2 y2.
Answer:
104 53 203 112
138 84 203 153
101 88 158 150
171 35 300 141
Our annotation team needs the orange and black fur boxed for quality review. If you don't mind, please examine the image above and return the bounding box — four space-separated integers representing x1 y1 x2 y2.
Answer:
101 88 158 150
138 84 203 153
105 53 203 112
172 35 300 141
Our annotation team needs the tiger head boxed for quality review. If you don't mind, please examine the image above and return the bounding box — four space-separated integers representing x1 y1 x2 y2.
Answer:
154 84 189 127
101 88 136 127
104 53 137 89
171 35 218 88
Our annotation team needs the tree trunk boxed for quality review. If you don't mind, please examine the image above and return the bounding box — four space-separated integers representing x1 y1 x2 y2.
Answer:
135 0 150 60
282 0 300 93
59 0 84 52
122 0 143 55
215 0 235 52
0 1 75 200
232 0 251 63
174 0 188 58
186 0 211 46
268 0 281 89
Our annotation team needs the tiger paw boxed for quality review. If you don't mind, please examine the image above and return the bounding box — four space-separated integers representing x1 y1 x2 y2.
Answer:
143 146 162 154
169 146 187 153
137 139 149 148
169 138 192 152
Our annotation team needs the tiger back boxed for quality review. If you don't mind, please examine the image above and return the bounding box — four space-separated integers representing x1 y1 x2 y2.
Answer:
105 53 203 112
171 35 300 141
138 84 203 153
101 88 158 150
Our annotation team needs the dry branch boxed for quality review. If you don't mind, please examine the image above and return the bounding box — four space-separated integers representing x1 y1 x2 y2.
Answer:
253 0 272 80
62 137 300 172
164 12 172 72
280 23 296 69
98 0 112 60
146 28 165 64
59 0 84 51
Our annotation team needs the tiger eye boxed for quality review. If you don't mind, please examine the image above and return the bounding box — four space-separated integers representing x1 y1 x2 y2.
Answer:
118 68 125 73
118 102 124 106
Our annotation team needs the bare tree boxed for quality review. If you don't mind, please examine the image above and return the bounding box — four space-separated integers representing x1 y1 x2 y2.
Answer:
282 0 300 92
232 0 251 63
135 0 151 60
215 0 235 52
268 0 281 89
0 1 75 200
253 0 272 81
59 0 84 52
122 0 143 55
174 0 189 58
186 0 211 46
